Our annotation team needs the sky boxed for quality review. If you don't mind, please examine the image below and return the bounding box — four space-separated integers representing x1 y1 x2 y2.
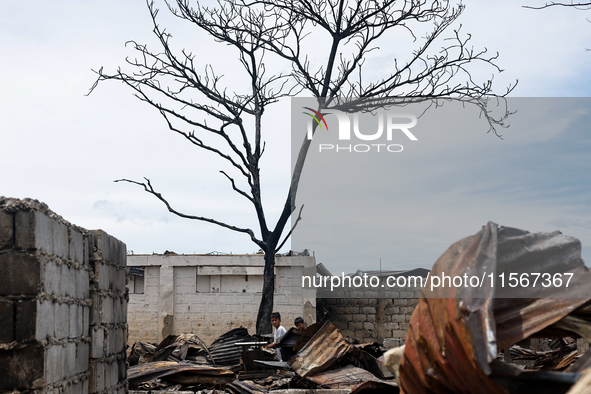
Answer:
1 1 591 274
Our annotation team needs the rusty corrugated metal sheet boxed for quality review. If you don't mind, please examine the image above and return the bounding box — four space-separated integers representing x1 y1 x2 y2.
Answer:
306 365 398 393
207 327 258 365
399 222 591 394
226 380 269 394
293 322 324 353
288 321 353 378
128 361 235 386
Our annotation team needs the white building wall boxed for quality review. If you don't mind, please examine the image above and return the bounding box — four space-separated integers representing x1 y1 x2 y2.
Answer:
127 254 316 346
127 266 160 344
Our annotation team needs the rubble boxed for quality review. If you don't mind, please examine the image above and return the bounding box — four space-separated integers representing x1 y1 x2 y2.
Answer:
128 322 400 393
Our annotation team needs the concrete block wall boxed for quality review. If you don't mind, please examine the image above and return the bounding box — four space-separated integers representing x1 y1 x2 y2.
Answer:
317 286 421 349
0 197 127 394
127 267 160 344
89 230 128 394
127 254 317 346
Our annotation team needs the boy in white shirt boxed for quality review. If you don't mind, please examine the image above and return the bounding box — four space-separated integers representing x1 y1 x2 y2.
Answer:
266 311 286 361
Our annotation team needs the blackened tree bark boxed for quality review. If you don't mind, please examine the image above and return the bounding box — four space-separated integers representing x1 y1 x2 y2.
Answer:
90 0 515 335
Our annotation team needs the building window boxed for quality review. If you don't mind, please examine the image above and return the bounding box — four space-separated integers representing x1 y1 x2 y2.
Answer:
196 273 212 293
195 267 275 293
127 267 145 294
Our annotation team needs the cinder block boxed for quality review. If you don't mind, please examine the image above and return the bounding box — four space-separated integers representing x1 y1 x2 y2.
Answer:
69 304 82 338
92 327 104 358
112 299 119 324
0 300 14 342
76 342 90 375
36 300 55 340
391 329 407 338
101 263 112 291
55 303 70 340
118 358 126 380
53 221 68 260
82 378 89 394
60 265 75 297
109 360 118 387
92 230 122 265
83 306 90 336
69 380 83 394
15 210 53 253
0 344 44 390
64 342 77 378
117 299 126 323
117 267 126 291
0 253 41 295
391 315 405 323
83 234 91 268
108 265 117 291
93 262 109 291
116 327 124 354
46 344 64 384
103 360 112 389
363 322 375 330
90 294 102 326
0 211 13 250
69 228 84 263
76 268 90 299
106 329 115 357
102 297 113 324
15 299 37 341
111 237 126 268
44 260 60 295
123 326 128 348
345 306 359 314
89 361 105 393
385 306 400 314
352 314 366 322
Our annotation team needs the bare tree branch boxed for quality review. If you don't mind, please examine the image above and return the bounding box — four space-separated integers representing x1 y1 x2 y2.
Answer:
114 178 265 248
275 204 304 253
523 1 591 9
220 170 255 203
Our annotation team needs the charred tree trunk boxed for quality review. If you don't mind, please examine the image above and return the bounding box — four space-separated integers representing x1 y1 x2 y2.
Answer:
256 247 276 335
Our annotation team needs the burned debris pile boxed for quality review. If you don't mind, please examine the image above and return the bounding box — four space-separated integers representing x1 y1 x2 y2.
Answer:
127 322 400 393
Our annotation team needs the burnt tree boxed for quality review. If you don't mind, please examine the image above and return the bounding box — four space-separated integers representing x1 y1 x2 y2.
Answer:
91 0 514 335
